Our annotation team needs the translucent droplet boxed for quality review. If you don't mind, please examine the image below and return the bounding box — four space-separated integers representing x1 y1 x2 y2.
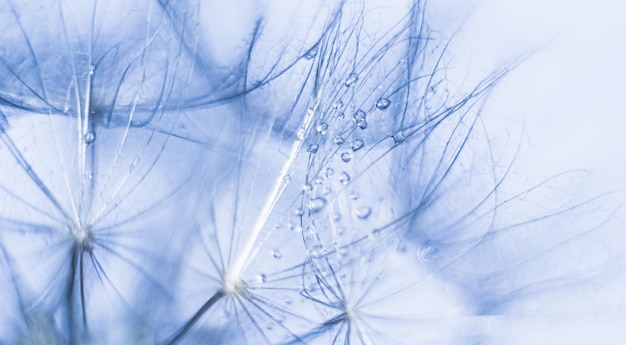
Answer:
332 213 342 222
351 139 364 151
325 168 334 177
88 64 95 76
304 46 318 59
333 100 344 109
337 246 349 258
284 296 293 305
340 152 352 162
419 246 437 263
344 73 359 87
375 98 391 110
83 132 95 144
369 229 381 239
283 175 291 184
294 208 304 216
392 131 406 145
322 187 332 195
355 206 371 219
308 144 319 153
272 250 282 259
350 192 359 200
314 176 325 185
338 171 351 185
303 184 313 193
257 274 267 284
334 136 345 145
308 197 327 213
352 110 368 130
308 244 326 259
316 122 328 134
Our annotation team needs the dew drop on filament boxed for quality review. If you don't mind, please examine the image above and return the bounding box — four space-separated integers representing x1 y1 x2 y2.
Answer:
375 97 391 110
351 139 364 151
344 73 358 87
355 206 371 219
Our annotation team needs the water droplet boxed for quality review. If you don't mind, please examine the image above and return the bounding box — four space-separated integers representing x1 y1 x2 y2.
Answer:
308 245 326 259
304 46 318 59
332 213 342 222
284 296 293 305
294 208 304 216
392 131 406 145
334 136 345 145
272 250 282 259
349 192 359 200
340 152 352 163
257 274 267 284
308 144 319 153
355 206 371 219
314 176 325 185
338 171 351 185
337 246 349 258
345 73 359 87
337 227 345 235
83 132 95 144
351 139 364 151
283 175 291 184
322 187 332 195
369 229 382 239
352 110 368 130
375 98 391 110
88 64 95 76
419 246 437 263
308 197 327 213
303 184 313 193
325 168 334 177
333 100 344 109
316 122 328 134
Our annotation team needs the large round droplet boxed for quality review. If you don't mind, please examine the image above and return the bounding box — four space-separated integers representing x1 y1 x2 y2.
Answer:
340 152 352 162
355 206 371 219
375 98 391 110
308 197 327 213
83 131 95 144
352 110 368 130
344 73 358 87
351 139 364 151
